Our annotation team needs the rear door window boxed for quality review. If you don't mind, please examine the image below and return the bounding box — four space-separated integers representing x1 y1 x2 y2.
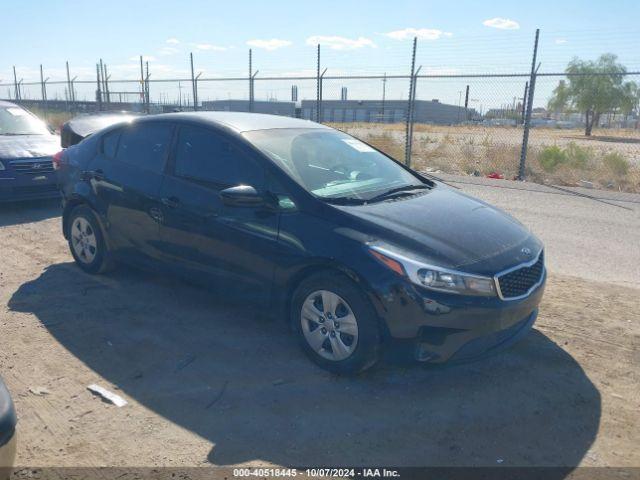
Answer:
102 129 121 159
116 123 173 173
173 125 263 188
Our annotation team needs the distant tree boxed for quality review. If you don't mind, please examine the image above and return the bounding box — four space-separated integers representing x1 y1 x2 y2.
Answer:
547 80 571 114
548 54 637 136
619 81 639 127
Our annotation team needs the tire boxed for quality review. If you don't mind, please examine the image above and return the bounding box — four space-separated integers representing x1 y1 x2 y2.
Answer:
291 271 381 374
66 205 113 274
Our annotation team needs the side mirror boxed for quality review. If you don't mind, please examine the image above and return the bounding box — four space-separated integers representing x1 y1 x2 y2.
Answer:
220 185 264 207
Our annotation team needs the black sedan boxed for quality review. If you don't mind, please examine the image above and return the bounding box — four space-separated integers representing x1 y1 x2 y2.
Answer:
0 101 60 202
0 376 16 478
55 112 545 374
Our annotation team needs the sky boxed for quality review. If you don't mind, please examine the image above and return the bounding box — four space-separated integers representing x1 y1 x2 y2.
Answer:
1 0 639 109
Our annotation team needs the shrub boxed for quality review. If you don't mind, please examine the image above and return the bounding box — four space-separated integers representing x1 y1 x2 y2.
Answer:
565 142 592 169
602 152 630 176
538 145 567 172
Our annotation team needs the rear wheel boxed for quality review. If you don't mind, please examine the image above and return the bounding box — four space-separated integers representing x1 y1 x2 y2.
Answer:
67 205 112 274
292 272 381 374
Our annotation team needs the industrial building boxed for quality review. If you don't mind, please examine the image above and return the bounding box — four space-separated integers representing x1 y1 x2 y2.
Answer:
201 100 296 117
300 99 471 124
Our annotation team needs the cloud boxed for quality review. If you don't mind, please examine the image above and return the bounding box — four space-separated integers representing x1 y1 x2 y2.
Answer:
246 38 292 51
129 55 156 62
166 38 180 44
305 35 376 50
482 17 520 30
158 46 179 56
194 43 227 51
555 38 568 45
384 28 452 41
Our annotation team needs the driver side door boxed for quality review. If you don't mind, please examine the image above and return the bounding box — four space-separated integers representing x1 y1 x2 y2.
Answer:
157 124 281 303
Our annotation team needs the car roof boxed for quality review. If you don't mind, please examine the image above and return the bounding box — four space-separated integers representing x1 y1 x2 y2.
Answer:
65 112 140 138
142 111 330 133
0 100 21 108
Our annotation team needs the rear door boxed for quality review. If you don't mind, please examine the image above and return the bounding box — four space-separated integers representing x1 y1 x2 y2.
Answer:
88 121 174 262
157 124 280 302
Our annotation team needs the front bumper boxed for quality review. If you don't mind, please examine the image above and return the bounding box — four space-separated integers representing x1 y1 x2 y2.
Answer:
0 181 59 202
376 270 546 363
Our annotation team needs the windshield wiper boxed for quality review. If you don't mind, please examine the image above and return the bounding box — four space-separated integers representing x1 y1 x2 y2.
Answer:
322 196 367 205
366 184 433 203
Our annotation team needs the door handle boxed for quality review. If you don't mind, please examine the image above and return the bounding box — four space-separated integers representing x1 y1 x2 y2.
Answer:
82 169 105 181
149 206 164 223
161 196 180 208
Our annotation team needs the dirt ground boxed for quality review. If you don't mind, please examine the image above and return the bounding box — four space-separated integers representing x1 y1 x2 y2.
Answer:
0 196 639 471
337 124 640 192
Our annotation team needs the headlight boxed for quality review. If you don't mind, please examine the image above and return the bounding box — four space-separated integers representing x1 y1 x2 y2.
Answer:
369 245 497 297
0 160 5 171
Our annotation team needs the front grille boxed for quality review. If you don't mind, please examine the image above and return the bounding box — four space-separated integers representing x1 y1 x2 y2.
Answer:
11 159 54 174
497 251 544 299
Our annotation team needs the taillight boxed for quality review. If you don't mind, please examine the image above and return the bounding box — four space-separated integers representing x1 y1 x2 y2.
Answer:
52 150 66 170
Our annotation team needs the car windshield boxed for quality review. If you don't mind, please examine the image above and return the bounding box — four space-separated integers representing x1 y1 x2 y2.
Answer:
0 106 50 135
243 128 428 201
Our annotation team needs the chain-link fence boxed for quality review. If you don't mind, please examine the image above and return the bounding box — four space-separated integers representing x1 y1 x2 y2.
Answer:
2 31 639 192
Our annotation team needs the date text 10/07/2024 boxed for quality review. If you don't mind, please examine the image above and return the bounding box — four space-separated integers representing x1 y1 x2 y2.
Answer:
233 468 401 478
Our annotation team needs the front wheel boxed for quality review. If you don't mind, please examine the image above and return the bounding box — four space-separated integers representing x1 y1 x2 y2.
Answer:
291 272 381 374
67 205 112 274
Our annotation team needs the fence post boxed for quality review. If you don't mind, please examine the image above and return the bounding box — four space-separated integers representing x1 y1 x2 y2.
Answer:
100 59 106 107
139 56 146 110
520 81 529 125
96 64 103 111
249 49 253 112
40 65 48 119
518 29 540 180
65 61 73 110
316 44 321 122
190 52 197 111
404 37 417 166
103 63 111 105
13 66 20 101
145 61 151 113
381 73 387 122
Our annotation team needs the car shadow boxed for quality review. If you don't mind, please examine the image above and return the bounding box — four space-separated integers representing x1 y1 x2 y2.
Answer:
8 262 601 471
0 198 61 227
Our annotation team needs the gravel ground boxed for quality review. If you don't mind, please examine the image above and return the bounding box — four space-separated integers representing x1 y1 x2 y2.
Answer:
0 181 638 471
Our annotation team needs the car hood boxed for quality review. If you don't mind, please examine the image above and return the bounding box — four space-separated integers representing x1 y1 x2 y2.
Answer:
0 134 60 160
336 186 539 275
